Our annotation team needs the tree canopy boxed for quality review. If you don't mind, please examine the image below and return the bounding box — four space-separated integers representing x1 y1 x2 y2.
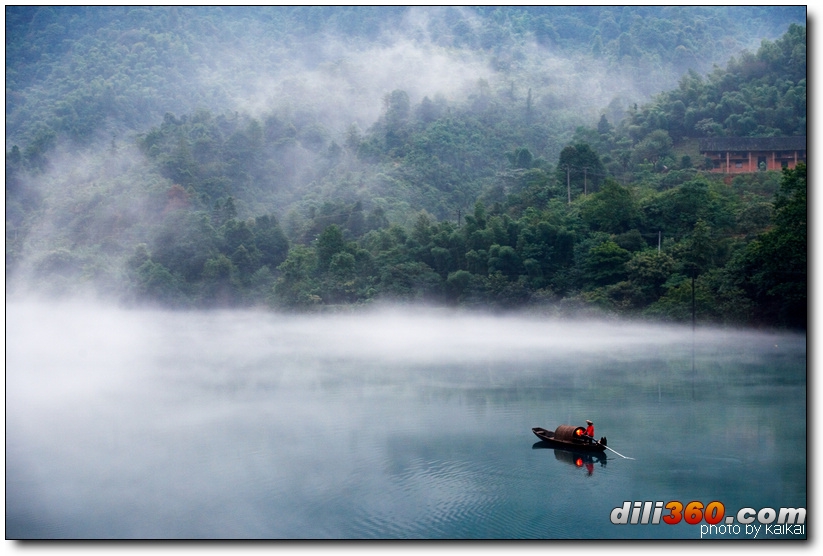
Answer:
5 7 806 329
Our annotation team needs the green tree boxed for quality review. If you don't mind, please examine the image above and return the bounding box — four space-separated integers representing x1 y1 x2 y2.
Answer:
488 244 521 279
201 253 237 306
254 214 290 269
323 251 358 303
378 261 442 301
682 219 716 276
597 114 612 135
583 240 631 287
223 218 255 254
579 180 639 234
274 246 321 308
509 147 534 169
134 260 186 306
644 276 715 323
641 178 732 240
445 269 472 304
152 212 218 283
626 250 676 303
630 129 672 166
556 142 605 197
315 224 347 272
734 164 806 328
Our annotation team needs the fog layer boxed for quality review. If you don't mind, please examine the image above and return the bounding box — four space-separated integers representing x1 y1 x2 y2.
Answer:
7 300 804 406
5 301 806 538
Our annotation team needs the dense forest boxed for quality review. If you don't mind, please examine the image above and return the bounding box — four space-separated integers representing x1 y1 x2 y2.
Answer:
5 6 807 329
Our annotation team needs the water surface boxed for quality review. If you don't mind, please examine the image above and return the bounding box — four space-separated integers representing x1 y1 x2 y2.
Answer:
5 301 806 539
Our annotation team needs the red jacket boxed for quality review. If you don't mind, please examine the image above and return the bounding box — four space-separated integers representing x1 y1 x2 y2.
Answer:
586 424 594 438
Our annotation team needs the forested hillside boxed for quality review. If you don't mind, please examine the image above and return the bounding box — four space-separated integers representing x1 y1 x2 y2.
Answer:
5 6 807 328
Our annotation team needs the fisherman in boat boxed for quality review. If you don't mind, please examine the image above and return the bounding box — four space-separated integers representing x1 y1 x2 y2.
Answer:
584 420 595 443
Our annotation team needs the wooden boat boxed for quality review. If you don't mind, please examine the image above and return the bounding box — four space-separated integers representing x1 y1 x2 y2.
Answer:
532 425 607 453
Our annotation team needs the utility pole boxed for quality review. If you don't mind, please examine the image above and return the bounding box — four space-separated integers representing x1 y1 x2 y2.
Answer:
691 272 696 331
566 165 571 204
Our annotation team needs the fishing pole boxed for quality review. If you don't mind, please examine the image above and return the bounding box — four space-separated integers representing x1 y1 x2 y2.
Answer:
583 435 634 460
583 434 635 460
600 443 634 460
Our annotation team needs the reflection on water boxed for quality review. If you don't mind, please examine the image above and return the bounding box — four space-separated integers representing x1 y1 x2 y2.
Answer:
5 301 806 539
531 443 609 476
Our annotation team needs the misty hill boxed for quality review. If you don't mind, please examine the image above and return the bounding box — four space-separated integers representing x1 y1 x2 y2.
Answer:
5 7 807 329
5 6 804 149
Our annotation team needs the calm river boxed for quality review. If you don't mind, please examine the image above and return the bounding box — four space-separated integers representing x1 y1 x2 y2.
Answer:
5 301 806 539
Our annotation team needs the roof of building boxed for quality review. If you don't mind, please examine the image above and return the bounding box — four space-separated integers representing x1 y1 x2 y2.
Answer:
699 136 807 152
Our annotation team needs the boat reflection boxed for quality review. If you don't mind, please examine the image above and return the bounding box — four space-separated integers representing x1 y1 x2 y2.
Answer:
532 441 608 475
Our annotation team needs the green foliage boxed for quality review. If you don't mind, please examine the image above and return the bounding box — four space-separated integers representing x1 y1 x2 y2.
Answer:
731 164 806 327
5 8 806 328
626 250 676 303
556 143 605 197
134 260 186 306
640 178 735 241
254 215 290 269
273 246 321 309
630 130 673 166
582 241 632 287
151 212 219 283
445 270 473 303
315 225 347 272
579 180 639 234
627 24 806 141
